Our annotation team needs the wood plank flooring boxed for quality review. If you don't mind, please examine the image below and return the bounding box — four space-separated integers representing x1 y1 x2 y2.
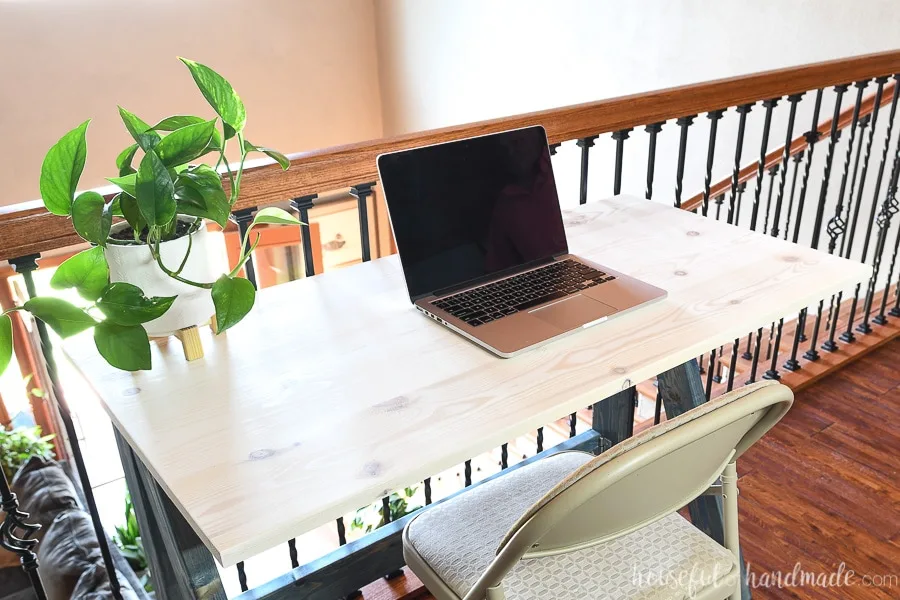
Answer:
368 339 900 600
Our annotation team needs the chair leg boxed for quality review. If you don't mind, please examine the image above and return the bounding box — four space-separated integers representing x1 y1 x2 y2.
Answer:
722 461 741 600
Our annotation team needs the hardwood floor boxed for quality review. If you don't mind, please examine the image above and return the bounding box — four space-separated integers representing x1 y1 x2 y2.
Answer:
365 340 900 600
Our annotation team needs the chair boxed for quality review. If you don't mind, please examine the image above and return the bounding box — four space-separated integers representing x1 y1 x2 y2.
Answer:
403 380 793 600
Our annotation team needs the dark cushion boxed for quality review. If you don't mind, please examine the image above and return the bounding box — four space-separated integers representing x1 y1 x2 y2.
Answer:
36 509 101 600
11 456 80 540
71 564 139 600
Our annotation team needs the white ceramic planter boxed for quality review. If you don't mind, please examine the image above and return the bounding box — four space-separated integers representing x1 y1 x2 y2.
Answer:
105 219 229 337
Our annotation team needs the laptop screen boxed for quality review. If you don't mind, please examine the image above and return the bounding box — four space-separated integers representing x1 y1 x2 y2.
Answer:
378 126 568 301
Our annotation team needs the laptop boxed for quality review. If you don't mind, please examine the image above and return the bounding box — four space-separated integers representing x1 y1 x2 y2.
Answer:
377 126 666 358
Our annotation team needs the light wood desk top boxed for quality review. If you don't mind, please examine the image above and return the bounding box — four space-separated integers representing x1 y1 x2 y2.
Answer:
66 195 870 566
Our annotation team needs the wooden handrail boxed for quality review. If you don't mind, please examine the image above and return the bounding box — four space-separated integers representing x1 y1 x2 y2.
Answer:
2 50 900 261
681 81 897 213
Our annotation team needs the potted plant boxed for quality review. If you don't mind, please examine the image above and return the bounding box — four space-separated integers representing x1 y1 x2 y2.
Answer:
0 58 300 373
0 425 55 481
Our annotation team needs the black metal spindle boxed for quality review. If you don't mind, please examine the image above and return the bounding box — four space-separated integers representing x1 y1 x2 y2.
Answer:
728 104 754 224
805 84 849 361
569 413 577 438
701 110 726 216
232 208 259 289
770 94 803 239
536 427 544 453
674 115 696 208
714 194 725 220
464 460 472 487
612 128 632 195
726 337 740 391
741 331 753 360
763 319 784 380
350 183 375 262
746 327 764 383
840 113 872 260
762 165 779 235
858 77 900 333
237 561 248 592
549 143 560 156
336 517 347 545
704 348 717 400
0 467 46 600
500 443 509 469
424 478 433 505
8 255 124 600
872 142 900 325
783 153 803 241
734 181 748 226
288 538 299 569
749 98 780 231
577 136 598 205
823 81 868 352
653 390 662 425
645 122 664 200
290 194 318 277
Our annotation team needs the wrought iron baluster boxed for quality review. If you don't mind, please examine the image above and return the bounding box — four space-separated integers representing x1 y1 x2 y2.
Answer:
823 80 868 352
350 183 376 262
701 109 726 216
236 561 248 592
500 443 509 469
859 77 900 333
674 115 696 208
577 136 598 205
873 143 900 325
232 208 259 289
288 538 299 569
783 153 803 241
749 98 780 231
290 194 318 277
612 128 632 195
734 181 748 226
770 94 803 239
424 478 433 505
746 327 764 384
464 460 472 487
336 517 347 545
726 337 740 392
653 390 662 425
8 255 124 600
536 427 544 453
704 348 717 400
714 194 725 220
645 122 664 200
549 143 560 156
0 467 46 600
805 84 849 362
728 104 754 224
763 319 784 380
569 413 577 438
762 165 779 235
840 113 872 259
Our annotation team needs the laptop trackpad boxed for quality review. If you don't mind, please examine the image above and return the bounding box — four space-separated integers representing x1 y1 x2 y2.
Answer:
529 294 618 331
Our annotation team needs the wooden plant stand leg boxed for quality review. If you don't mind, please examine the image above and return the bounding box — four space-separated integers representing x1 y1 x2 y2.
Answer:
175 326 204 361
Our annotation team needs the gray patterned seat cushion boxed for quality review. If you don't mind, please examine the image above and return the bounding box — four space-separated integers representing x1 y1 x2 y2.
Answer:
406 452 736 599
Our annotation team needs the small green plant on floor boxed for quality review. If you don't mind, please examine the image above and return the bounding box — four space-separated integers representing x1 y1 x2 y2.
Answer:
0 426 55 481
350 487 422 534
114 491 153 592
0 57 300 375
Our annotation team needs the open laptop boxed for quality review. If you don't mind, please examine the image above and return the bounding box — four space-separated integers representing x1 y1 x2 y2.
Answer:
377 126 666 357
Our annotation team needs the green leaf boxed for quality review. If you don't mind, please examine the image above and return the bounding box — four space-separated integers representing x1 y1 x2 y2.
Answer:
107 173 137 197
109 193 124 217
174 165 230 228
97 283 175 326
24 297 97 338
50 247 110 301
211 275 255 333
251 206 303 227
155 119 217 167
93 322 151 371
136 150 176 227
153 115 222 150
118 107 160 152
116 144 139 177
243 140 290 170
72 191 112 245
118 194 146 236
179 58 246 133
0 315 11 378
40 120 90 216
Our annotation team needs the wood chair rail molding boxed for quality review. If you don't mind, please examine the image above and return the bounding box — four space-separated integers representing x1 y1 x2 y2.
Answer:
2 50 900 261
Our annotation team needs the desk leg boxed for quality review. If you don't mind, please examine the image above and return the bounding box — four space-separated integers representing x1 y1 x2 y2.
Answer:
657 359 752 600
115 430 226 600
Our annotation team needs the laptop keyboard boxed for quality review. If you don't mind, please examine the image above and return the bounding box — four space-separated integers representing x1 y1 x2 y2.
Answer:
432 259 616 327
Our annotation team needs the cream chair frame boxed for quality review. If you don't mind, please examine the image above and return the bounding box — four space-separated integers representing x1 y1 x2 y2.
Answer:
403 381 793 600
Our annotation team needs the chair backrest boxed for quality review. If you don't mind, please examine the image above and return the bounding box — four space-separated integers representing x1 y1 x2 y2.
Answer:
497 380 792 560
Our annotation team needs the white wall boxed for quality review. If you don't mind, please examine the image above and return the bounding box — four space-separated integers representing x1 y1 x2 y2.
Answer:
0 0 384 207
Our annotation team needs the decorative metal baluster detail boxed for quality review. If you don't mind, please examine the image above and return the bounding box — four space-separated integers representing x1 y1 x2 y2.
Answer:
763 320 784 380
424 478 433 505
859 77 900 333
612 128 632 195
236 562 248 592
726 337 740 392
232 208 259 289
336 517 347 545
783 153 803 241
500 443 509 469
577 136 598 205
536 427 544 453
704 348 717 400
290 194 318 277
8 255 124 600
734 181 748 226
805 84 849 362
569 413 577 438
873 144 900 325
840 113 872 259
464 460 472 487
762 165 779 235
653 390 662 425
701 109 726 216
288 538 299 569
0 467 46 600
674 115 696 208
350 182 376 262
714 194 725 220
741 331 753 361
746 327 765 384
645 122 664 200
823 80 868 352
770 94 803 239
749 98 780 231
784 90 825 371
728 104 754 224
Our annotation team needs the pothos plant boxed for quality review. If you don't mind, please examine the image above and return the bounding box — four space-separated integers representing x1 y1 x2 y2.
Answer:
0 57 300 374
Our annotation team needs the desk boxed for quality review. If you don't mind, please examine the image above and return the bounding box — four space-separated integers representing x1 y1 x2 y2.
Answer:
67 195 869 597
